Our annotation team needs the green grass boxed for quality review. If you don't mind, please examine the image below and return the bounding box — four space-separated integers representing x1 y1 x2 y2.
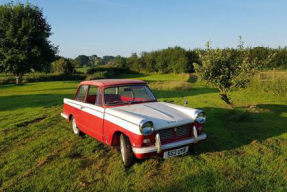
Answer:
116 73 191 82
1 76 287 191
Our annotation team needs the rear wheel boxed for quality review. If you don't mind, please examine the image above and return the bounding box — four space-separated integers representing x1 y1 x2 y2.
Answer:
120 134 134 167
71 117 84 136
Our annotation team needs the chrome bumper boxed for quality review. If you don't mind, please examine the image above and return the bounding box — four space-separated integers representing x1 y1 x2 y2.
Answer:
132 127 207 154
61 113 68 119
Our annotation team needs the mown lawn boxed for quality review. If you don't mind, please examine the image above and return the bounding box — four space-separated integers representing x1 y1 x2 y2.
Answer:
0 76 287 191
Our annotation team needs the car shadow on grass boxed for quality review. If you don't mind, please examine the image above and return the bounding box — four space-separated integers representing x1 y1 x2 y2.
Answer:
196 104 287 153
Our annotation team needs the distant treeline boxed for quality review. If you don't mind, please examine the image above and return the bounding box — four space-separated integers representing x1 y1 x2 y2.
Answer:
75 46 287 74
74 55 115 67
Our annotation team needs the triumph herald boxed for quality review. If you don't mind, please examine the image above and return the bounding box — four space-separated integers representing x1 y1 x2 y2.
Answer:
61 79 207 166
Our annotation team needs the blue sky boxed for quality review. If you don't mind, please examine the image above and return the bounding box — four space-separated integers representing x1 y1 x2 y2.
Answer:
1 0 287 58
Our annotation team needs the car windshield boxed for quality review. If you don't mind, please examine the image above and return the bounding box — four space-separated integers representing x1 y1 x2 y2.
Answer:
104 85 156 106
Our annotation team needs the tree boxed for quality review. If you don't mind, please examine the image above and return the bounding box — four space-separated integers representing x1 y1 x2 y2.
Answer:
103 56 114 63
74 55 90 68
195 38 271 107
52 58 75 74
0 2 57 84
269 47 287 69
114 55 127 68
88 55 98 67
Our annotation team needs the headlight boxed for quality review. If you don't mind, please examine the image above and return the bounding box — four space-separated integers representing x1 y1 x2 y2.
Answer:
139 121 154 135
195 111 206 124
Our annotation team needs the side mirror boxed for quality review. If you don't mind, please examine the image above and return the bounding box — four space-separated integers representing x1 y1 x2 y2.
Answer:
184 99 188 107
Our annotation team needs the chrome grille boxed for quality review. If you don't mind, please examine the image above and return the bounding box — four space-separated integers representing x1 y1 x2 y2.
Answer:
177 126 190 137
157 128 173 141
157 124 191 142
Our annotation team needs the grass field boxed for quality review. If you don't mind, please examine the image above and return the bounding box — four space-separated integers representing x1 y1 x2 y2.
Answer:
1 74 287 191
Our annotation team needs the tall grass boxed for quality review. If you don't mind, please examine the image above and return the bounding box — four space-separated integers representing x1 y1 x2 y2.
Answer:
247 78 287 97
148 81 193 91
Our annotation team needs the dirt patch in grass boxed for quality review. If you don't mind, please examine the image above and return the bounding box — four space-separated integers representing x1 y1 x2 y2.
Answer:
247 105 271 113
37 155 57 167
16 116 47 127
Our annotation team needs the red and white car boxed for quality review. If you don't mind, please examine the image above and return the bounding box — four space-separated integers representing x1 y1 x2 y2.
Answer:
61 79 207 166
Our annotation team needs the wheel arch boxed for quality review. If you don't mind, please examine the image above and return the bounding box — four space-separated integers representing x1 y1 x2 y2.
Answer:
111 131 122 146
68 114 73 122
111 130 135 147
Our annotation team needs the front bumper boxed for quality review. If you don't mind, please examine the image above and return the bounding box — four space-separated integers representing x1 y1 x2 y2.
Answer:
132 132 207 154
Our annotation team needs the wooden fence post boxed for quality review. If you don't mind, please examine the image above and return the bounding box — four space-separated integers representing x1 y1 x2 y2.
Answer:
273 68 275 82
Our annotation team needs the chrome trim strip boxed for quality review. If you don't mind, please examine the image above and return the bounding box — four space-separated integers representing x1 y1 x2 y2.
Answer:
61 113 68 119
132 133 207 154
66 101 103 113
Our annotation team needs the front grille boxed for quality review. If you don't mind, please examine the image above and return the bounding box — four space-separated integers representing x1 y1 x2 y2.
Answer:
177 126 190 137
157 128 173 141
157 124 192 143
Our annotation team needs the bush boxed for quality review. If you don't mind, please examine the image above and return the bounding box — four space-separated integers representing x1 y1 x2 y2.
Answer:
86 65 130 75
86 71 109 80
52 58 75 74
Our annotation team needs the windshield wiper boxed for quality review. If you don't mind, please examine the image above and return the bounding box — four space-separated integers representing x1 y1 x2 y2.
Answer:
105 101 125 106
130 100 145 104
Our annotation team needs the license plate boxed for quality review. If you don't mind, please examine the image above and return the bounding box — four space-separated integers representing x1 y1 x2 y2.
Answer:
163 146 189 159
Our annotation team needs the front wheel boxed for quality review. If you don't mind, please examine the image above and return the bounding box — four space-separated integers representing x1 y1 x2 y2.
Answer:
120 134 134 167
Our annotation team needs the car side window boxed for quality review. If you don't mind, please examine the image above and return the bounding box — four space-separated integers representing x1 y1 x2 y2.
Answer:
86 86 98 105
96 89 102 106
75 85 88 102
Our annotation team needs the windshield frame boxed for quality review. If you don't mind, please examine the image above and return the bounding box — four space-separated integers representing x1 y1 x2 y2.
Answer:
103 84 157 107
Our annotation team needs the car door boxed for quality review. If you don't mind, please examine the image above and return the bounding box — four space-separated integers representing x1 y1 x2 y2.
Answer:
73 84 89 131
80 85 105 142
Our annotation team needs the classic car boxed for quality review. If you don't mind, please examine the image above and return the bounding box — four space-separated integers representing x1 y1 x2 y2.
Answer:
61 79 207 166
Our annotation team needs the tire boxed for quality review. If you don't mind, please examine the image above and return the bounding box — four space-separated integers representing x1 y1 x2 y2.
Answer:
120 134 134 167
71 117 84 136
188 145 195 153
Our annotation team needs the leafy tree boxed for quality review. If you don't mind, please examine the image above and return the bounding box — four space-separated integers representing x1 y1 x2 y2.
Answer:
90 55 98 60
251 47 270 61
87 55 98 67
195 38 271 107
114 55 127 68
270 47 287 69
125 47 199 74
52 58 75 74
74 55 90 67
0 2 57 84
127 53 139 72
141 52 156 73
94 57 105 66
103 56 114 63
